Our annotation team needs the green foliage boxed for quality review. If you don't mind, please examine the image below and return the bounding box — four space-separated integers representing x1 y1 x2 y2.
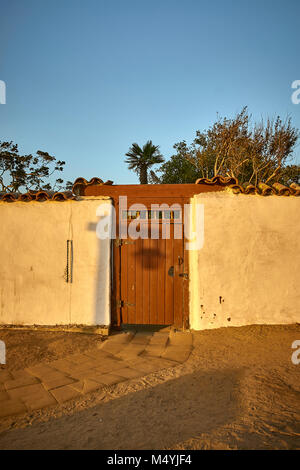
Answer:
153 107 299 185
125 140 164 184
279 165 300 185
154 153 200 184
0 141 72 193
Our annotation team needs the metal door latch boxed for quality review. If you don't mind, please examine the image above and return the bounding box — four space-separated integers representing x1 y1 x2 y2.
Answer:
115 238 135 247
179 272 189 280
117 300 135 308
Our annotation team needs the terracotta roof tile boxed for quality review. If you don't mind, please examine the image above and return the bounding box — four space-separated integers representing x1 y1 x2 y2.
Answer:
290 183 300 196
0 175 299 201
71 175 300 197
195 175 238 186
227 184 244 194
0 191 76 202
257 182 276 196
0 192 19 202
242 183 257 194
195 176 299 196
0 176 113 202
272 182 292 196
72 177 114 195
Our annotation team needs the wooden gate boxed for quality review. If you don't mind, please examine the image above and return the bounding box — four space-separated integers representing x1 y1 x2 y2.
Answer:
115 200 189 328
81 180 227 330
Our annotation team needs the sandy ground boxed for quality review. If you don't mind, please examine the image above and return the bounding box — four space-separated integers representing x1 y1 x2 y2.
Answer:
0 324 299 450
0 329 103 372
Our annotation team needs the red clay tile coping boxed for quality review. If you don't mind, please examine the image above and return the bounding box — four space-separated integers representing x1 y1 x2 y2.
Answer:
194 175 300 196
0 190 76 202
73 175 299 197
0 176 299 202
194 176 300 196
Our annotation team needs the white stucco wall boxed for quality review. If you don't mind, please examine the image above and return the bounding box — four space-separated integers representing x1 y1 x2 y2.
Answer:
0 197 112 326
189 191 300 330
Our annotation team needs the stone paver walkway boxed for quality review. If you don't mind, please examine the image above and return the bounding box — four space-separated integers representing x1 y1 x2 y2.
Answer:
0 328 193 419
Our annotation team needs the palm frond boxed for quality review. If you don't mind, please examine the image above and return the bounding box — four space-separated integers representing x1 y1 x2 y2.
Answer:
125 140 165 183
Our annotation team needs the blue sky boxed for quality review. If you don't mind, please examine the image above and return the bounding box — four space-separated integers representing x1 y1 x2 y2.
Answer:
1 0 299 184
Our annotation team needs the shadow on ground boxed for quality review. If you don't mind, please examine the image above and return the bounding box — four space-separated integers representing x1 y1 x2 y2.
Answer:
0 368 244 450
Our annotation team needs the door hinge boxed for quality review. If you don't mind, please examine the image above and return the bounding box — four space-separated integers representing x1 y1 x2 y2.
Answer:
117 300 135 308
183 316 190 330
115 238 135 247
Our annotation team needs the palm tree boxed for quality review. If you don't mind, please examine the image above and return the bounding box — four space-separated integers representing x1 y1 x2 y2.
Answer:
125 140 164 184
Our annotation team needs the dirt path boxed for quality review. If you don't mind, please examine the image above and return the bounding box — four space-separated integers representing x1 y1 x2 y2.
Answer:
0 324 299 449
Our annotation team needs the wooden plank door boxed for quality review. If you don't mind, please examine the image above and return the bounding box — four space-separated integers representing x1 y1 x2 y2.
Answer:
119 223 186 327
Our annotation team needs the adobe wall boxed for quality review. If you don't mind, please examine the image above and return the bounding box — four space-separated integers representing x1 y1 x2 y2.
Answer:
0 198 111 326
189 191 300 330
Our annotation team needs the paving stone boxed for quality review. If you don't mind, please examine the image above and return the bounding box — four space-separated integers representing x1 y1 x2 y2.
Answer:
27 366 69 382
5 372 39 390
66 354 88 364
169 331 193 347
77 370 108 383
162 346 191 363
101 332 134 344
91 373 126 386
26 364 58 379
94 357 125 371
39 370 70 381
45 359 75 374
0 390 9 401
68 354 100 367
81 369 123 384
69 379 103 394
0 370 13 382
0 330 193 413
79 351 102 367
149 357 178 369
80 360 101 370
70 360 122 379
142 344 165 358
113 367 144 379
7 383 47 401
100 342 128 355
7 383 56 412
55 362 94 377
11 370 36 381
84 349 113 361
22 388 57 411
0 400 27 418
43 375 76 391
67 368 98 381
117 343 146 360
130 333 153 345
50 385 82 404
148 333 169 346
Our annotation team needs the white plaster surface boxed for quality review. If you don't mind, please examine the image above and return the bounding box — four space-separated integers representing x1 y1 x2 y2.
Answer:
0 198 112 326
189 191 300 330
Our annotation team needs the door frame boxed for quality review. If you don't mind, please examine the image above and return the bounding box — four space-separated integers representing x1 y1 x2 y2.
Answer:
111 195 190 330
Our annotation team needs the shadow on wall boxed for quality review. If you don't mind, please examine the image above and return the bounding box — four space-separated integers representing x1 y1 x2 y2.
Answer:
135 246 162 270
0 368 245 449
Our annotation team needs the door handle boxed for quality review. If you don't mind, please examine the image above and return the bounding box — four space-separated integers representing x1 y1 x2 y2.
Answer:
177 256 184 266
